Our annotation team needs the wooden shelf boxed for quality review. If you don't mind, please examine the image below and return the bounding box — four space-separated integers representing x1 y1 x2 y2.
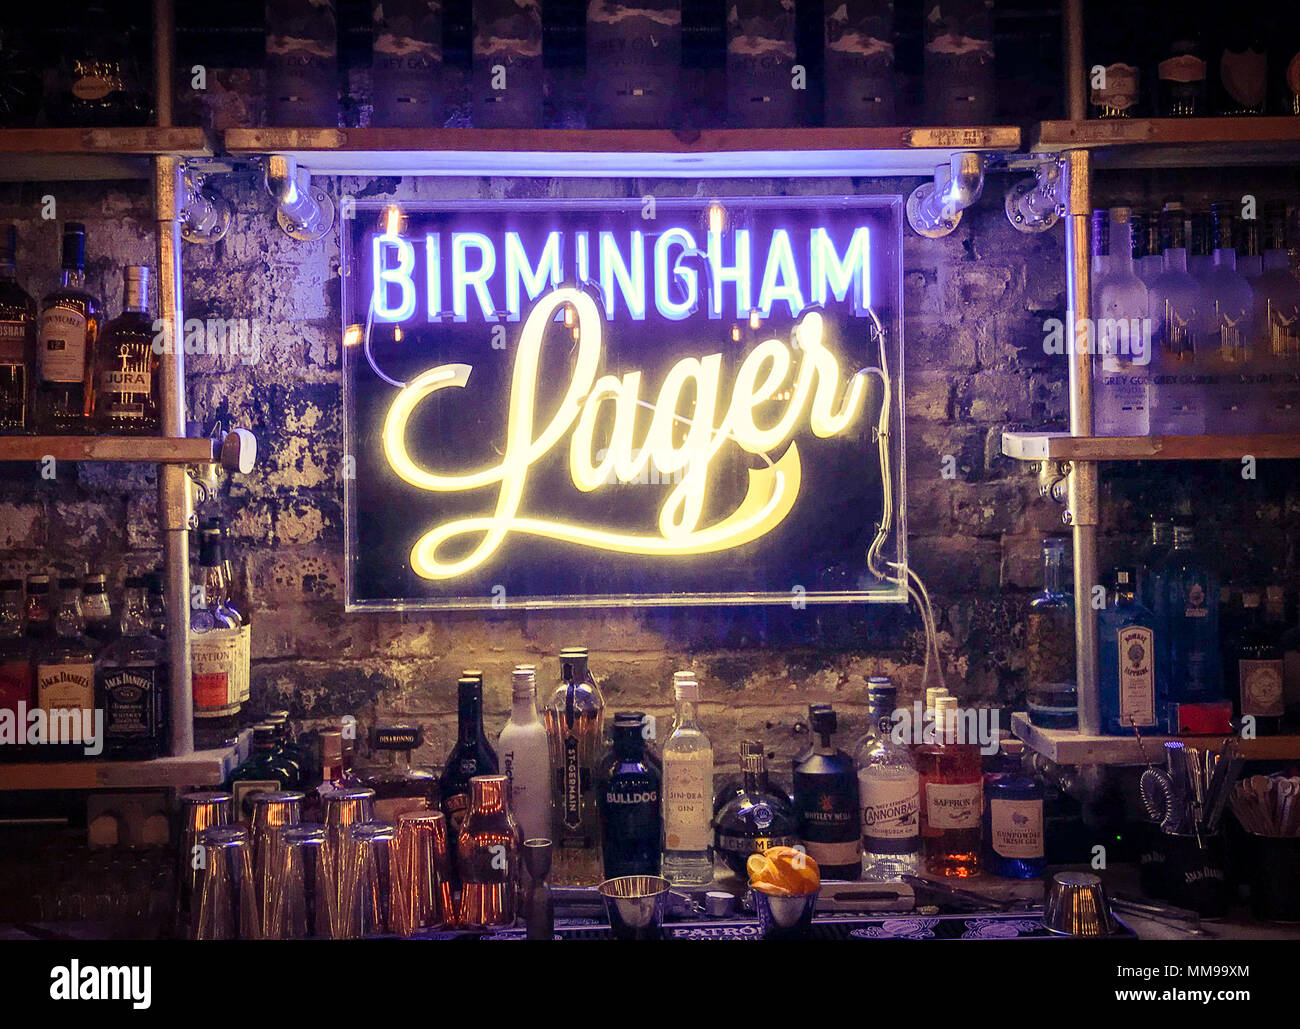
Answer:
223 125 1021 178
1031 118 1300 169
0 744 239 791
0 436 218 464
0 127 214 181
1001 430 1300 462
1012 712 1300 766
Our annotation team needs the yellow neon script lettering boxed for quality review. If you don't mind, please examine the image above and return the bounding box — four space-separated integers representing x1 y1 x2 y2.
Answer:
382 287 867 579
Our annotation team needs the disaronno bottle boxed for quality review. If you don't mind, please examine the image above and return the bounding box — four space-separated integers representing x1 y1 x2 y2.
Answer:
472 0 542 128
35 579 96 754
660 672 714 886
544 647 605 884
727 0 796 128
371 0 443 127
587 1 680 129
823 0 895 127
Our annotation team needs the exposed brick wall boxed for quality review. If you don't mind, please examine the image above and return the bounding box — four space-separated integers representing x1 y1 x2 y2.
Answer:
3 166 1297 780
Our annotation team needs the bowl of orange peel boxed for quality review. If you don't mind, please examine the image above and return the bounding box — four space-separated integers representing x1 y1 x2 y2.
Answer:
747 846 820 939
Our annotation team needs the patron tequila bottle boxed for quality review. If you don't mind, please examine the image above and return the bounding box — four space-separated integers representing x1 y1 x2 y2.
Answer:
545 647 604 884
36 224 99 434
0 225 36 433
792 705 861 879
497 664 552 842
599 712 662 879
439 671 499 851
916 696 981 878
855 677 920 881
1099 567 1164 734
92 266 160 434
96 576 166 760
660 672 714 886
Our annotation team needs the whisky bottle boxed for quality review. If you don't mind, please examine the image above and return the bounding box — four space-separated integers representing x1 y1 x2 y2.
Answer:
855 678 920 881
1153 522 1222 705
916 696 982 878
191 529 242 746
0 225 36 433
792 705 861 880
1235 590 1285 735
660 672 714 886
497 664 552 843
224 723 296 819
599 712 662 879
361 724 437 821
1157 27 1208 117
544 646 605 885
46 4 150 126
713 740 799 878
80 574 114 644
203 518 250 704
92 266 160 434
34 578 97 757
96 576 166 760
0 579 32 732
438 671 499 852
145 571 166 638
24 573 50 642
36 224 99 434
1099 567 1164 735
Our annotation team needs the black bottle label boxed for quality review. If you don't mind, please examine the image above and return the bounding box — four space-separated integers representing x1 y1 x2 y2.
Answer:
562 736 581 829
600 774 661 877
101 666 159 741
794 770 862 871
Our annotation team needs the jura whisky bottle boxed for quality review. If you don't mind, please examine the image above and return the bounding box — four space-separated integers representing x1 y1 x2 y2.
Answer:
544 647 605 885
93 265 160 433
0 225 37 433
36 223 99 434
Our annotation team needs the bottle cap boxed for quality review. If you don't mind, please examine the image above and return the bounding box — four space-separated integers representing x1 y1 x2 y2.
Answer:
673 681 699 702
559 646 588 660
511 665 536 696
61 223 86 270
810 706 837 734
1113 566 1136 587
321 730 343 762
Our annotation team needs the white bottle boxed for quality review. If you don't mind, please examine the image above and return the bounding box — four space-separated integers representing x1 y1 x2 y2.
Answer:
661 671 715 886
498 665 553 843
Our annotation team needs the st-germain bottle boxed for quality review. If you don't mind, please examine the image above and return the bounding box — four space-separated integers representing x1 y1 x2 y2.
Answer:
497 664 552 843
439 671 499 852
660 671 714 886
36 224 99 434
1154 523 1222 706
792 705 861 879
544 647 605 885
916 695 982 878
855 677 920 881
96 576 166 760
0 225 37 433
1234 589 1284 735
34 578 97 757
599 712 662 879
1099 567 1165 734
713 740 800 878
92 265 160 434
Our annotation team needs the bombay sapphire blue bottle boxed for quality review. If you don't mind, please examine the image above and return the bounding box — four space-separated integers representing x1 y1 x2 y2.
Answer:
982 739 1044 879
1153 523 1222 706
1099 567 1167 734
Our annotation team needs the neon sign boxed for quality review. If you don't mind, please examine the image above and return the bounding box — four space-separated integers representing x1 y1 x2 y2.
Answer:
342 197 906 610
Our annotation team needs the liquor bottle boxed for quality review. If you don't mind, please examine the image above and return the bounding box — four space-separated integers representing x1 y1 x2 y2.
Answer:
1153 523 1222 705
266 0 339 127
1237 215 1264 282
1201 204 1257 433
791 703 833 772
145 571 166 638
599 712 662 879
457 774 521 929
1138 209 1165 288
0 579 32 728
472 0 543 129
1090 208 1111 282
922 0 995 125
981 739 1044 879
266 713 305 787
1088 15 1142 119
713 740 800 878
36 224 100 434
544 647 605 885
916 695 981 878
728 0 796 128
497 665 551 843
715 742 793 816
855 677 920 881
203 518 250 704
660 671 714 886
92 266 160 434
80 574 113 643
191 529 242 747
792 705 861 879
439 671 499 852
1099 567 1164 734
96 576 166 760
588 1 681 130
0 226 36 433
34 578 97 755
360 725 437 821
0 22 42 127
1215 18 1267 116
1234 590 1285 735
1094 207 1153 436
1138 517 1173 612
1157 29 1208 116
1281 590 1300 729
371 0 443 128
46 4 150 126
1026 538 1076 712
1280 34 1300 115
24 574 50 642
1148 205 1204 435
224 723 296 819
823 0 895 127
1256 202 1300 433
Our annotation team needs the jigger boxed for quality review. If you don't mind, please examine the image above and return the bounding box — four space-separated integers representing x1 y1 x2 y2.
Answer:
522 838 554 941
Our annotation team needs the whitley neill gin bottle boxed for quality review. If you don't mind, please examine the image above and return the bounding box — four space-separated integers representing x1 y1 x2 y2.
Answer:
855 678 920 881
916 696 982 878
823 0 895 127
792 705 861 879
497 664 552 842
599 712 662 878
371 0 443 127
544 647 605 884
92 266 159 434
0 225 37 433
36 224 99 434
439 671 499 851
660 672 714 886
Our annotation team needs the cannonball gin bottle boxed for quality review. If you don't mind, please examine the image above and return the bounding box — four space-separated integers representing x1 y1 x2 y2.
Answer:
544 647 604 884
855 677 920 881
660 672 714 886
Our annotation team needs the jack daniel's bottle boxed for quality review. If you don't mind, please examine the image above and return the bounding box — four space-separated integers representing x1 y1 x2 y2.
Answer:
544 647 605 885
97 577 166 760
438 671 498 852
